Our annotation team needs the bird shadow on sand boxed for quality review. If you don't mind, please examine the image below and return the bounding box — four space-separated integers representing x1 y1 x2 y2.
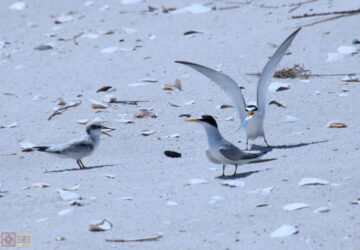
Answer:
250 140 328 151
43 164 115 173
216 168 272 180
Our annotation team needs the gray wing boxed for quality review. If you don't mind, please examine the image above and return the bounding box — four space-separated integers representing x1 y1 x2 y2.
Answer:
256 28 301 116
176 61 247 123
49 140 94 156
219 143 266 161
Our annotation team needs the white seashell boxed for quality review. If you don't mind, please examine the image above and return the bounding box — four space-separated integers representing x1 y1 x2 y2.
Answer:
101 46 120 54
62 184 80 191
57 208 73 216
299 177 329 186
166 201 178 206
173 3 211 14
105 174 116 179
270 225 298 238
189 179 208 185
84 1 94 6
77 119 89 124
326 53 343 62
57 189 81 201
89 219 112 231
337 46 358 55
286 115 298 123
313 206 330 213
32 183 50 188
283 203 309 211
9 2 27 10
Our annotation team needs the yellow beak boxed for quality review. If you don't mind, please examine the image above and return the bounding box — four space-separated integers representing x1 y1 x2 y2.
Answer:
186 118 199 122
247 111 254 116
100 126 115 137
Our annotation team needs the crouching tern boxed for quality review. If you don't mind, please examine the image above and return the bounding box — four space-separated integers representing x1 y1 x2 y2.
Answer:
187 115 267 176
33 122 113 169
177 28 301 150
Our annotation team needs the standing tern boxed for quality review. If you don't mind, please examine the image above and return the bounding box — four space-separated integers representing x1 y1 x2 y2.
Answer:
177 28 301 150
187 115 267 176
33 122 113 169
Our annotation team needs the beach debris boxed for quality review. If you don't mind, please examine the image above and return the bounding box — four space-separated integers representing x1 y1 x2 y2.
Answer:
286 115 298 123
313 207 330 213
57 208 73 216
128 78 158 87
189 179 208 185
174 3 211 14
168 100 194 107
162 6 176 13
342 75 359 82
299 177 329 186
162 79 182 90
90 100 108 109
216 104 233 109
183 30 203 36
268 82 290 92
270 225 298 238
20 140 35 152
269 100 286 108
57 98 66 106
84 1 94 6
9 2 27 10
179 114 191 118
68 200 83 206
89 219 113 232
99 5 110 11
164 150 181 158
77 119 89 124
256 204 269 208
159 134 180 139
208 196 224 204
326 121 347 128
62 184 80 191
6 122 18 128
48 101 81 121
350 200 360 205
166 201 178 206
32 183 50 188
32 95 47 101
225 117 234 121
115 119 134 124
337 46 358 55
105 174 116 179
283 203 309 211
134 109 157 118
119 197 134 200
274 64 310 78
57 189 81 201
106 233 163 242
221 180 245 188
141 129 155 136
34 45 53 51
96 86 113 93
54 15 73 24
56 236 66 241
101 46 120 54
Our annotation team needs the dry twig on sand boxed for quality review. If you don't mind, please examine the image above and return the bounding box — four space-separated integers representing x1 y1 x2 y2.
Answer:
106 233 163 243
48 101 81 121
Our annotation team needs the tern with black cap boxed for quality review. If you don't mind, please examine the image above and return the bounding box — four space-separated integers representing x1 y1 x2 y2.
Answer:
177 28 301 149
32 122 114 169
187 115 267 176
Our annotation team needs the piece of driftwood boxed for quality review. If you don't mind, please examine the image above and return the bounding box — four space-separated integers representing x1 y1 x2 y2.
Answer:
48 101 81 121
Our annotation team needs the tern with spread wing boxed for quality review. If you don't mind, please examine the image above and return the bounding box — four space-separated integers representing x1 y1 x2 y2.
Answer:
177 28 301 150
32 122 113 169
187 115 267 176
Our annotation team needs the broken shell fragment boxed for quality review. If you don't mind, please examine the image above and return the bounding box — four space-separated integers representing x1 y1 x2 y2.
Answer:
326 121 347 128
89 219 113 232
134 109 157 118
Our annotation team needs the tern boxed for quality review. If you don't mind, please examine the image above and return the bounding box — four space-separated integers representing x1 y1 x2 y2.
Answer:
177 28 301 150
187 115 267 176
33 122 113 169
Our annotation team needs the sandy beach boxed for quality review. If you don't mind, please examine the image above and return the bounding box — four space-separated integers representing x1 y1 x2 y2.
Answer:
1 0 360 249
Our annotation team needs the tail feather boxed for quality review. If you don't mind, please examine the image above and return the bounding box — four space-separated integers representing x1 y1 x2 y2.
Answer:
33 146 50 152
243 151 267 160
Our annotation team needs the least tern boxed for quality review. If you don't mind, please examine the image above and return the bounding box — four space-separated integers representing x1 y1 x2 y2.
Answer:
33 122 113 169
187 115 267 176
177 28 301 150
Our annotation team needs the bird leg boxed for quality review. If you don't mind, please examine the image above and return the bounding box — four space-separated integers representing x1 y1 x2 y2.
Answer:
222 164 226 176
76 160 83 169
263 137 270 147
79 160 86 169
233 165 238 176
245 140 249 150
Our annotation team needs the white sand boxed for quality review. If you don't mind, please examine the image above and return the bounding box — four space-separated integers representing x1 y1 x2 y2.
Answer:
1 0 360 249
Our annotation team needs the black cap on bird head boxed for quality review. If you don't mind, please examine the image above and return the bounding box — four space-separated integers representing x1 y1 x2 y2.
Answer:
199 115 218 128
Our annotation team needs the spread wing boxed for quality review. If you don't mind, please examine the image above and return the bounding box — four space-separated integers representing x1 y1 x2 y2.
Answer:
256 28 301 116
176 61 247 123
